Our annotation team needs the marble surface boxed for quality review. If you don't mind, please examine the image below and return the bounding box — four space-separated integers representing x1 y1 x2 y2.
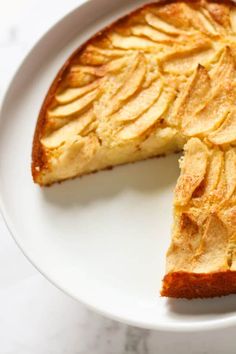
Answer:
0 1 236 353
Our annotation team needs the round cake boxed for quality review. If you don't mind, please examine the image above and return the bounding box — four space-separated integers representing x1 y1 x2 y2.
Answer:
32 0 236 298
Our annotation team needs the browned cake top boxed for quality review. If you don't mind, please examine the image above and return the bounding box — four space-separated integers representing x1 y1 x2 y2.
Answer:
32 0 236 185
168 139 236 273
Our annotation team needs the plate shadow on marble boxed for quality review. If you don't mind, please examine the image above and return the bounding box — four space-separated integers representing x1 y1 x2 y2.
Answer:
167 295 236 317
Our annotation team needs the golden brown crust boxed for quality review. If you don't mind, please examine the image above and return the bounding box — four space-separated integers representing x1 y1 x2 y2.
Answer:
32 0 236 184
161 271 236 298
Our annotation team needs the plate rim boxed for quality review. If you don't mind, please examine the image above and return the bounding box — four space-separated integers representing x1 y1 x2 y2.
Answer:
1 0 236 332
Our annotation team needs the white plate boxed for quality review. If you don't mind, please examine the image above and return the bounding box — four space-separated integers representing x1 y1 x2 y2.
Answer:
1 0 236 332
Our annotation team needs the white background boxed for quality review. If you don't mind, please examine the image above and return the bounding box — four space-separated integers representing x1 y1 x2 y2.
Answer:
0 1 236 353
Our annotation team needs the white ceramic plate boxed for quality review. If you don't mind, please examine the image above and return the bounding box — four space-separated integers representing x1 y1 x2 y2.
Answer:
1 0 236 332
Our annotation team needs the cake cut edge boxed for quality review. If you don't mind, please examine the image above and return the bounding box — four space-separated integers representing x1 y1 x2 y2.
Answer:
161 271 236 298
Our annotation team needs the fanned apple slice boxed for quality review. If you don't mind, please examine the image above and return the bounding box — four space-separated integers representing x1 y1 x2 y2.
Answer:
108 32 159 50
203 149 224 196
204 2 231 31
70 65 102 76
209 110 236 145
99 55 136 74
93 75 132 120
56 80 100 104
191 148 224 206
212 153 228 203
66 70 96 88
79 49 109 66
68 55 135 86
225 149 236 201
153 2 195 29
41 110 95 148
211 149 236 205
155 4 215 37
164 211 201 273
193 3 229 34
71 55 133 77
174 138 209 207
142 54 160 88
118 90 174 140
155 2 209 33
193 214 229 273
182 48 236 136
131 25 174 43
230 8 236 33
210 47 236 84
183 83 235 136
93 54 145 118
145 12 186 35
79 45 128 66
174 65 211 127
162 45 215 74
48 89 99 118
219 207 236 242
103 54 146 116
161 36 212 58
160 35 213 70
113 79 163 122
197 9 218 36
84 45 127 58
110 54 144 99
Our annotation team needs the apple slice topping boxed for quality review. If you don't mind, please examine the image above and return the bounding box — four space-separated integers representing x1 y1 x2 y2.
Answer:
183 83 235 136
209 110 236 145
48 89 99 118
42 110 95 148
131 25 174 43
108 32 159 50
174 65 211 127
175 138 209 206
230 8 236 33
102 53 146 116
145 12 186 36
118 90 174 140
162 45 215 74
203 149 224 197
197 9 218 36
225 149 236 201
112 79 163 122
55 80 100 104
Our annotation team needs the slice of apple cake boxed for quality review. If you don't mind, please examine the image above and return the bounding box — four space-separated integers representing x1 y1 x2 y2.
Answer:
32 0 236 298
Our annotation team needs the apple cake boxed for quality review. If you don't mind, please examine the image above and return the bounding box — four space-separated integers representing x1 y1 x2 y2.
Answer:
32 0 236 298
